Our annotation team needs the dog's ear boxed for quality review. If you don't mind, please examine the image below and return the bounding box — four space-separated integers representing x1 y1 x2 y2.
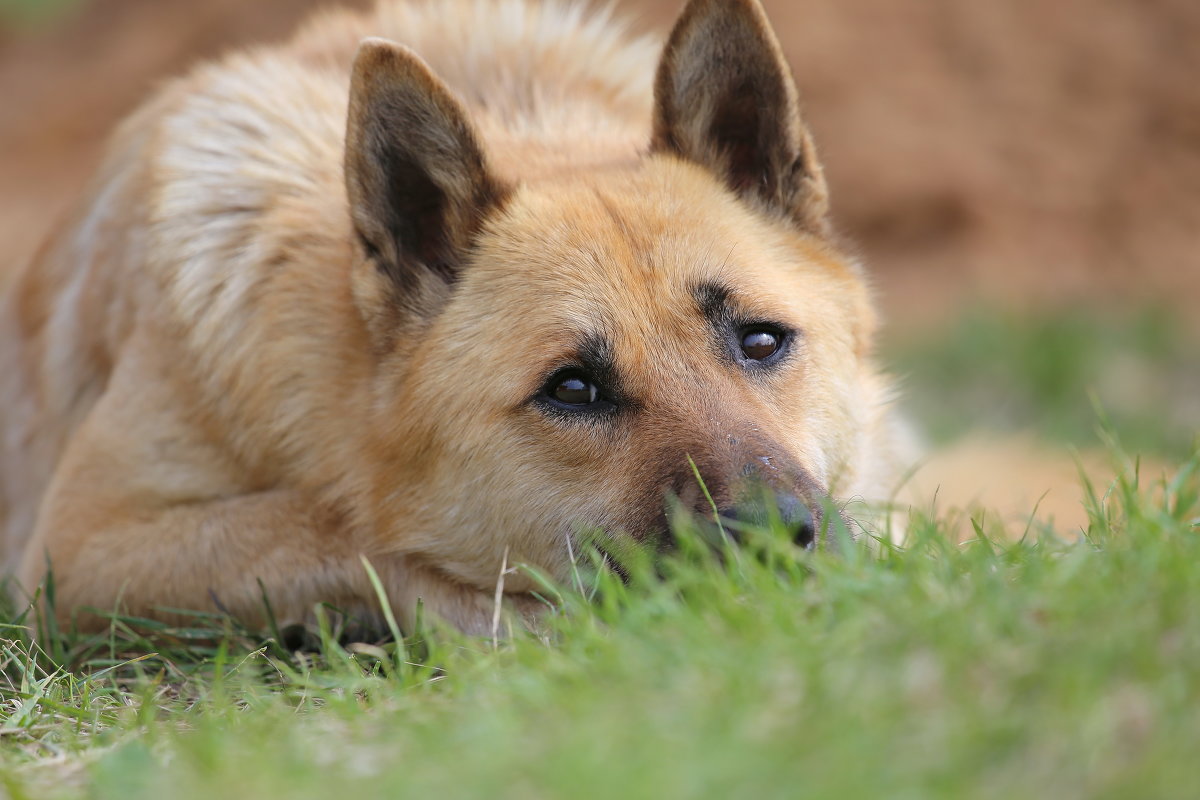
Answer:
345 38 507 288
651 0 829 234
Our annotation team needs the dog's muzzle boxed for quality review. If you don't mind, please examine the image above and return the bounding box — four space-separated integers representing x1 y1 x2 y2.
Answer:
716 488 818 550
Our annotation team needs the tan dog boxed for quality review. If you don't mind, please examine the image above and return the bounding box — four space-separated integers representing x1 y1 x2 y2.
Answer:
0 0 911 635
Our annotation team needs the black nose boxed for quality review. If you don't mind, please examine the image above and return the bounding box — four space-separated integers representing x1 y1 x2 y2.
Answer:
718 491 817 549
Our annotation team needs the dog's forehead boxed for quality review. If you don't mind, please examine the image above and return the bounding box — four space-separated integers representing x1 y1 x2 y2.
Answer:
452 158 868 386
473 161 811 315
477 166 858 326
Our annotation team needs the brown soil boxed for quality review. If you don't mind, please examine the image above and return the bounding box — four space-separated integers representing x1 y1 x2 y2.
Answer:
4 0 1198 319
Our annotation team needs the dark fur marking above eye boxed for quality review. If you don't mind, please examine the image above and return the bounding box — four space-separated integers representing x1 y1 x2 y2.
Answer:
575 333 618 388
531 332 627 419
693 281 738 331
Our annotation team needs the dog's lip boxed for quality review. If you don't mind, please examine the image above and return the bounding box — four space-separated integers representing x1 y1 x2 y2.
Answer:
584 540 631 583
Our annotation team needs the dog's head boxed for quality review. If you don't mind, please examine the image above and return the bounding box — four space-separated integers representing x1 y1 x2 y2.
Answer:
342 0 881 589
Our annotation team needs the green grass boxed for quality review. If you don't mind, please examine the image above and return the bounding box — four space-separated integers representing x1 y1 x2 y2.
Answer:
2 304 1198 797
885 305 1199 458
1 439 1198 799
0 0 80 29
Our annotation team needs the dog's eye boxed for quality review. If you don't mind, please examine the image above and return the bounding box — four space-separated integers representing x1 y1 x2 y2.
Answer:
740 328 781 361
550 372 599 406
535 368 617 417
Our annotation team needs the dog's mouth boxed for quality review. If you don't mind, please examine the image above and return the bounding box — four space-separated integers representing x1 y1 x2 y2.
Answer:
565 529 634 584
592 543 630 583
568 493 856 587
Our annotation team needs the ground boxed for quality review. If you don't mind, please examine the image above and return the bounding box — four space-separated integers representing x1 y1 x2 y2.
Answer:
4 0 1200 314
0 0 1197 796
3 457 1198 798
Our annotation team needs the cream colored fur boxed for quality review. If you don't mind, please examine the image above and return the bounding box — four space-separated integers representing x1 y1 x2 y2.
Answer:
0 0 911 635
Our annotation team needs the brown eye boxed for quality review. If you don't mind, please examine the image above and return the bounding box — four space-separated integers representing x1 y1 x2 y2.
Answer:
552 373 598 406
741 329 781 361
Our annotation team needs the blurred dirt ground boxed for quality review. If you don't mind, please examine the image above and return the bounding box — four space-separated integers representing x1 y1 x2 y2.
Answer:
3 0 1198 320
1 0 1196 534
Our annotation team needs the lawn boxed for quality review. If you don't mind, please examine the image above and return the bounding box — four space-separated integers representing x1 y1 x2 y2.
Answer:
1 307 1198 799
885 304 1198 460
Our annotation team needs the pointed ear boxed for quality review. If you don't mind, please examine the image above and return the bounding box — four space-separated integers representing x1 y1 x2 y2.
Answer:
345 38 507 288
651 0 829 234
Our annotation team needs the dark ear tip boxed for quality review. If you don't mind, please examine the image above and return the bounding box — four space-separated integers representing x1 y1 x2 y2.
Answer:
353 37 403 68
351 38 435 88
658 0 785 92
673 0 774 32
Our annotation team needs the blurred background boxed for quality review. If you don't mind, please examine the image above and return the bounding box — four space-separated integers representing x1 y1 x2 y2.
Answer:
1 0 1197 531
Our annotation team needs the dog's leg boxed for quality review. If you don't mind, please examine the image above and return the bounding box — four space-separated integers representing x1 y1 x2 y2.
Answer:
13 327 377 633
19 479 541 635
18 484 379 632
15 325 546 634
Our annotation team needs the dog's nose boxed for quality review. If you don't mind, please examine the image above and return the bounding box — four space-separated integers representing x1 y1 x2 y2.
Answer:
718 490 817 549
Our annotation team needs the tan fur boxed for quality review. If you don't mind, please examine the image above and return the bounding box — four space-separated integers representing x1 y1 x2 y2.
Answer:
0 0 912 635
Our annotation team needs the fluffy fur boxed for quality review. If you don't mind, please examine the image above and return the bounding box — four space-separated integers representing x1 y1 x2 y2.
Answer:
0 0 911 634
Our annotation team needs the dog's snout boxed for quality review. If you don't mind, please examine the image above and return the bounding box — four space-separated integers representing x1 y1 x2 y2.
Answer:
717 490 817 549
774 492 817 549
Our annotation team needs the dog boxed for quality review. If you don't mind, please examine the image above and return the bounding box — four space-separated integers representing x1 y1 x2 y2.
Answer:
0 0 912 635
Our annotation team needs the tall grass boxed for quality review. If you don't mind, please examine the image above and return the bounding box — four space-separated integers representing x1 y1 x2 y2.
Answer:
1 438 1197 798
